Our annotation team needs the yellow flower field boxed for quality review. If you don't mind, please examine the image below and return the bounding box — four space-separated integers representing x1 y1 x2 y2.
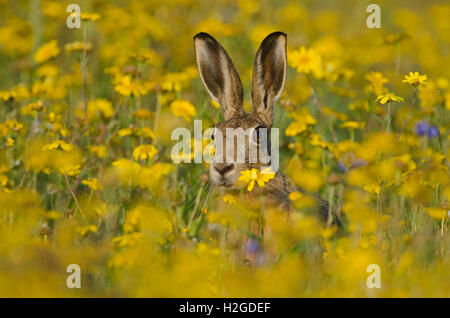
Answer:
0 0 449 297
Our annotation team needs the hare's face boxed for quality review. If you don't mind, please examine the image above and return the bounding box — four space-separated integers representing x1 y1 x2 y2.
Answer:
209 113 269 187
194 31 287 188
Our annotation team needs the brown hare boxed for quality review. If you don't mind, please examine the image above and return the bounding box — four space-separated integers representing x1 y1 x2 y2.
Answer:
194 31 340 227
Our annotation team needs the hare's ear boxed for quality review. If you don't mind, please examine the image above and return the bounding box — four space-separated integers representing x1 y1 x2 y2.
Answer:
194 32 244 120
251 32 287 127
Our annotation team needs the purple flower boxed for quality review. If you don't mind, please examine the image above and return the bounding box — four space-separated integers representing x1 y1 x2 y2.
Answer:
415 121 428 136
428 125 439 138
338 155 367 173
245 238 260 255
351 159 368 169
415 121 439 138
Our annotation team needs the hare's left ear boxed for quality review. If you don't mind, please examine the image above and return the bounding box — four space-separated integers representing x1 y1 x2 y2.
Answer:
251 32 287 127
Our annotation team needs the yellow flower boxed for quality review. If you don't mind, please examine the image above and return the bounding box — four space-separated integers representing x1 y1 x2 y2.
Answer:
195 18 234 37
222 194 237 205
42 140 74 152
136 127 155 139
113 158 140 170
82 178 101 190
365 72 388 95
445 91 450 110
88 145 107 158
34 40 60 64
289 46 322 76
363 182 381 195
375 92 404 104
112 233 143 248
114 75 148 97
133 109 152 120
40 210 61 220
10 84 30 101
285 108 317 136
161 70 194 92
0 174 11 187
322 106 348 121
285 121 308 136
87 98 114 120
211 99 220 109
139 163 173 189
289 168 323 192
80 12 101 21
118 127 133 136
424 207 447 220
6 137 14 147
340 121 366 130
0 91 12 101
77 225 98 236
238 167 275 192
170 99 197 122
36 64 59 78
133 144 158 161
309 133 333 150
22 100 45 115
129 49 162 66
288 191 303 201
418 80 440 108
366 72 388 87
65 41 93 52
2 120 23 134
60 164 81 176
383 33 408 45
402 72 427 86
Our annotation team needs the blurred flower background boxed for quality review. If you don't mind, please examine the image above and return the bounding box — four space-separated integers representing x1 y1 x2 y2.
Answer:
0 0 449 297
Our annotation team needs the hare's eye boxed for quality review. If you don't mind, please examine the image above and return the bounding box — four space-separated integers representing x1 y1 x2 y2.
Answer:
252 125 266 144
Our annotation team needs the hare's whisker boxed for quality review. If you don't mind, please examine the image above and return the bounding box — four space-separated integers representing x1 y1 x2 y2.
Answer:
182 178 205 198
202 182 214 208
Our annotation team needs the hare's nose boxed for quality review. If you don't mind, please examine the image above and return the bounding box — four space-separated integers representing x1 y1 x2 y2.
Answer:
215 164 234 176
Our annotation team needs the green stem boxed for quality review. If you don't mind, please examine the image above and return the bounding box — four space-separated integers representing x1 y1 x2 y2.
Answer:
386 101 391 134
396 87 416 142
81 23 89 123
64 173 82 214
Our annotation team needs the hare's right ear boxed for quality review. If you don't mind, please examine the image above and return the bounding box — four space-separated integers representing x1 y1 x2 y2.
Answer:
194 33 244 120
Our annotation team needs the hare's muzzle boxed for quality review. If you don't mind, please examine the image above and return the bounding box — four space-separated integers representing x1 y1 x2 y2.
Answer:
209 161 238 187
214 163 234 176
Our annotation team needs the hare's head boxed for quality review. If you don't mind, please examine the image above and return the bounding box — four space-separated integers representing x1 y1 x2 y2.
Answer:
194 32 287 188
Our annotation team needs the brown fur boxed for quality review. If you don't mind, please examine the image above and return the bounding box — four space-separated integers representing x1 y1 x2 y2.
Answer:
194 32 339 227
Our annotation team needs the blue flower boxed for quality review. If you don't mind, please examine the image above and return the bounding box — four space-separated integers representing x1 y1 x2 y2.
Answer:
338 161 346 172
427 125 439 138
415 121 428 136
415 121 439 138
245 238 260 255
351 159 368 169
338 155 367 173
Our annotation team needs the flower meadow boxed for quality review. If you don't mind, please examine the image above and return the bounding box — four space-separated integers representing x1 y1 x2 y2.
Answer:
0 0 449 297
